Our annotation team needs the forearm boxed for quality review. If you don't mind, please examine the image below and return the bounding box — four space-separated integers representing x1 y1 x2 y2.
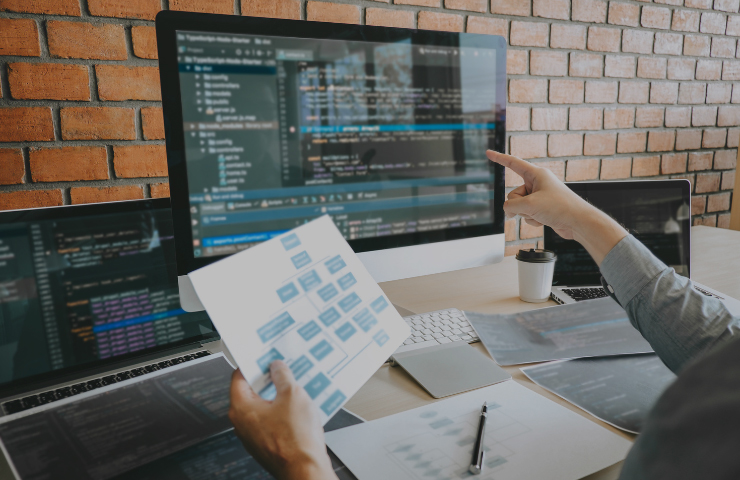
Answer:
571 205 628 266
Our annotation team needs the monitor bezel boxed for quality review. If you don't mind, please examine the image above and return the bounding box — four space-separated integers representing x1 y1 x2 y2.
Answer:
155 10 506 276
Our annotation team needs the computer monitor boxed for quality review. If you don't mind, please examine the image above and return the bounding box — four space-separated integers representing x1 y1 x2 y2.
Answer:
0 199 216 395
155 12 506 311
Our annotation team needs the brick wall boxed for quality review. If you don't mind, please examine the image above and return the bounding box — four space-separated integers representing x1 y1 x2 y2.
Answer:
0 0 736 254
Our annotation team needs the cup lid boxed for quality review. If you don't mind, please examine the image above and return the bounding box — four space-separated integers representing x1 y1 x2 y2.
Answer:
515 248 557 263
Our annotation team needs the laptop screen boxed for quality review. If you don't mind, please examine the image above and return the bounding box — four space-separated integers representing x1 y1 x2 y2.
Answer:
0 200 216 391
545 180 691 286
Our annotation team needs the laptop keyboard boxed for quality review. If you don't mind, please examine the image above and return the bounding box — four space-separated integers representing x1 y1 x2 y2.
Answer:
395 308 479 354
561 287 609 302
1 351 212 416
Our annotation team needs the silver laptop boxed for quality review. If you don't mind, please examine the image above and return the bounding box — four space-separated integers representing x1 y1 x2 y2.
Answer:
0 199 221 417
547 180 740 316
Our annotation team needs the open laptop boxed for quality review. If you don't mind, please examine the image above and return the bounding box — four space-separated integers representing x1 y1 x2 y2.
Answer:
0 199 221 417
547 180 740 316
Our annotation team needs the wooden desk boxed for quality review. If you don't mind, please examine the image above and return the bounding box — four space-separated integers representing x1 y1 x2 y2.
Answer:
344 225 740 480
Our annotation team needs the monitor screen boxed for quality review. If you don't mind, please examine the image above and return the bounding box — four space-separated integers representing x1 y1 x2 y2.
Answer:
545 181 691 286
172 28 505 261
0 201 216 390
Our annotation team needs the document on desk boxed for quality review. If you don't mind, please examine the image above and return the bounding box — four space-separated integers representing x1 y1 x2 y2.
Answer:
326 380 632 480
521 354 676 433
188 215 410 425
466 298 654 366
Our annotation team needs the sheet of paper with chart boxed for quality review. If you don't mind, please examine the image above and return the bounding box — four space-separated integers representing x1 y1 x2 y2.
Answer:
188 215 410 424
326 381 632 480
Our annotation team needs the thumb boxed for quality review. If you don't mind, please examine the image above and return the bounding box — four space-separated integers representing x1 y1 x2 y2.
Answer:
269 360 296 396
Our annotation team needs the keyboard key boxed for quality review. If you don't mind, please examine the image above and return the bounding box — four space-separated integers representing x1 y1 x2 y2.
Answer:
101 376 117 386
461 335 472 341
115 372 131 382
403 339 414 345
21 396 39 409
432 332 444 339
70 383 88 395
55 387 72 398
438 337 452 344
422 335 434 341
86 379 103 390
38 392 56 404
413 337 427 343
442 330 454 337
3 400 24 415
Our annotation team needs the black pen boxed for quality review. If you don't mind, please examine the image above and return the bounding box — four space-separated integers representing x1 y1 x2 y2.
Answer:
469 401 487 475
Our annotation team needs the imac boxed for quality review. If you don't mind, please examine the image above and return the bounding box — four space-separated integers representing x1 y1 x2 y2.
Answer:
155 12 507 311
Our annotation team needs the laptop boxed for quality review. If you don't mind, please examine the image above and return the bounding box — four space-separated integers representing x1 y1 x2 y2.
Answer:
0 199 222 417
547 180 740 316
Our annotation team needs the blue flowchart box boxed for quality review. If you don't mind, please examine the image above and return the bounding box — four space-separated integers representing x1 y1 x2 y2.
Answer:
317 283 338 302
335 322 357 342
257 348 284 374
352 308 377 332
337 272 357 291
277 283 299 303
370 295 389 313
290 355 314 380
310 339 334 361
304 372 331 399
291 251 311 269
281 233 301 250
257 312 295 343
320 389 347 416
298 270 322 292
373 329 390 346
338 292 361 312
325 255 346 274
318 307 341 327
259 382 277 400
297 320 321 341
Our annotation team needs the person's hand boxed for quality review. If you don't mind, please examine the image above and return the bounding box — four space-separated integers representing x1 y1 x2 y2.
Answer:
229 361 338 480
487 150 627 265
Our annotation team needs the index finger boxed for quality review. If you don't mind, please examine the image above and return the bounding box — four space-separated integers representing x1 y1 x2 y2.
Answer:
486 150 536 184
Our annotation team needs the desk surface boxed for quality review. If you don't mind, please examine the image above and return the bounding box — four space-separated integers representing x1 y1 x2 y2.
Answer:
344 225 740 480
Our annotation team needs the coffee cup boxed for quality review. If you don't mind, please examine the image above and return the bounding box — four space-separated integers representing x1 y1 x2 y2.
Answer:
515 249 557 303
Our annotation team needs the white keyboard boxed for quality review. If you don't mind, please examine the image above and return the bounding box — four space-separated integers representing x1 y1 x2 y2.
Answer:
393 308 479 355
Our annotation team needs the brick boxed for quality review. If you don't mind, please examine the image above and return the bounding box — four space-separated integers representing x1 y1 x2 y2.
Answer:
533 0 569 19
96 66 160 101
618 81 650 103
510 21 549 47
622 29 653 54
394 0 437 5
665 106 692 127
47 21 126 60
242 0 300 19
0 0 80 15
150 183 170 198
637 57 667 80
718 105 740 125
722 60 740 80
600 157 632 179
675 129 703 149
721 170 735 189
654 0 682 5
587 27 621 52
0 107 54 142
566 158 599 181
604 107 635 128
505 242 537 257
508 50 528 74
700 12 727 34
660 152 687 174
8 63 89 101
535 160 566 180
418 11 464 31
551 24 587 50
0 149 24 185
608 2 639 27
642 6 671 30
605 55 635 78
650 81 679 104
550 80 585 104
678 82 707 104
520 219 544 239
683 35 711 57
697 59 723 80
29 146 108 182
714 149 737 169
132 26 157 59
530 51 568 76
728 127 740 146
695 172 722 192
707 84 733 104
703 128 727 147
727 15 740 36
505 218 517 241
707 192 731 212
509 79 548 103
635 107 664 127
584 132 617 155
586 81 618 103
718 213 731 228
0 190 62 211
113 145 168 178
569 107 603 130
668 58 695 80
446 0 487 12
632 155 661 176
711 37 737 58
61 107 136 140
655 33 683 56
71 186 144 205
491 0 530 16
570 52 603 77
689 151 714 171
0 19 40 57
617 132 647 153
532 107 568 130
170 0 233 13
507 107 530 131
505 167 524 187
88 0 161 19
510 135 548 159
685 0 712 7
671 10 700 32
693 215 717 227
466 16 507 36
306 2 360 24
714 0 740 12
648 130 676 151
692 106 718 126
572 0 607 23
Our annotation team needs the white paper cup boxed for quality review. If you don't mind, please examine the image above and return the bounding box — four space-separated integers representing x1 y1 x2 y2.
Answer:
516 249 557 303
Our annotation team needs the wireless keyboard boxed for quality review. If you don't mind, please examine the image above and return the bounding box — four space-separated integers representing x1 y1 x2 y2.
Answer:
394 308 479 355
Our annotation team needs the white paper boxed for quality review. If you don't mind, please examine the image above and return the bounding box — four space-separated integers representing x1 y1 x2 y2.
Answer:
326 381 632 480
188 216 410 424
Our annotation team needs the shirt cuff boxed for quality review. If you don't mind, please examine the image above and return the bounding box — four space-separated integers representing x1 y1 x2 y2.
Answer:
599 235 668 308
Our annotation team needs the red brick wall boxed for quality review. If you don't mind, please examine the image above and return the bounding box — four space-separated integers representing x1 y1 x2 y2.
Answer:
0 0 736 253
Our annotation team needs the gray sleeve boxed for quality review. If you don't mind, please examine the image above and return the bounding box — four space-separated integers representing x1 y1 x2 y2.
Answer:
599 235 740 373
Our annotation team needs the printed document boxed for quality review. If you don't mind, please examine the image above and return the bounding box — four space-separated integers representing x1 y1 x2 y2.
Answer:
188 216 410 424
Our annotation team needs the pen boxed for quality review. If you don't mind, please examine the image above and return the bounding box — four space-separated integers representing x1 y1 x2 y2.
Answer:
469 401 487 475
